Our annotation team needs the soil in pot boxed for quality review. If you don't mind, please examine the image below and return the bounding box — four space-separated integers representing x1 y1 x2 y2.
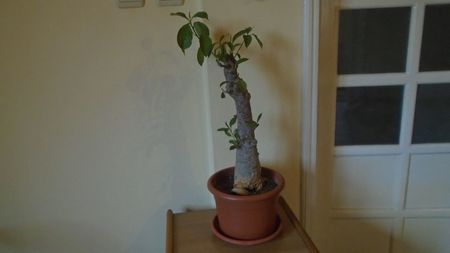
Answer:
214 174 278 195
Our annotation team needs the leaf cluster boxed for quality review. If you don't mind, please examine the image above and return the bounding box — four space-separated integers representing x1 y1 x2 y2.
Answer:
216 113 262 151
217 115 240 150
171 11 263 67
172 11 264 151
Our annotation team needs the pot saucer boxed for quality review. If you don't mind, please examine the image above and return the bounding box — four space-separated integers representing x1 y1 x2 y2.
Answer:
211 215 282 246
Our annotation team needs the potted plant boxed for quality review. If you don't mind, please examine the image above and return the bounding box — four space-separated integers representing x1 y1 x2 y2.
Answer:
171 11 285 245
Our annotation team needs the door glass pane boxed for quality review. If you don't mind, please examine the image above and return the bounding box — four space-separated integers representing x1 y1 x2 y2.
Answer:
338 7 411 74
412 83 450 144
335 86 404 146
419 4 450 72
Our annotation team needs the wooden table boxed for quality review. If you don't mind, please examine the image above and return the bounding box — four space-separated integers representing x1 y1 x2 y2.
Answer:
166 197 319 253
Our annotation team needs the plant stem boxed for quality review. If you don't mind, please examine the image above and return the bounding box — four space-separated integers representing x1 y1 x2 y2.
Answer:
222 60 263 194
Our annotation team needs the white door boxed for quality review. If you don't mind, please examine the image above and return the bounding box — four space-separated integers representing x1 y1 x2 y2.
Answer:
307 1 450 252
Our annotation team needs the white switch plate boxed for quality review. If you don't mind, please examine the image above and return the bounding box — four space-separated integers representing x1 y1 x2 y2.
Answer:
158 0 183 6
117 0 145 8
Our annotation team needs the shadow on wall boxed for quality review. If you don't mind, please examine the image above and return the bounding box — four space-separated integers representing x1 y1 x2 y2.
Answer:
253 32 301 211
123 36 210 252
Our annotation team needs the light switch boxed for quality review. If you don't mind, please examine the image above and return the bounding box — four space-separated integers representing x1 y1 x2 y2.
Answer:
117 0 145 8
158 0 184 6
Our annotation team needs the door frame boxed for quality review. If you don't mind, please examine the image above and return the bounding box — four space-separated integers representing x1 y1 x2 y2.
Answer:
301 0 339 238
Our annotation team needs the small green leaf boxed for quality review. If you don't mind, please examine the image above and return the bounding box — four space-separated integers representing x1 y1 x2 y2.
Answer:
230 115 237 127
170 12 188 20
192 11 208 19
238 79 247 91
257 113 262 123
232 27 252 42
253 34 263 48
248 121 259 130
177 24 193 53
243 34 252 47
197 47 204 66
217 127 228 132
225 130 231 137
225 42 235 52
221 92 225 99
200 34 213 56
193 22 209 36
236 58 249 65
229 145 237 150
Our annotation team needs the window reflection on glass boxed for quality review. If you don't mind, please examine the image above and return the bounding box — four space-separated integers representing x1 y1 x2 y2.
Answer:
335 86 404 146
419 4 450 72
412 83 450 144
338 7 411 74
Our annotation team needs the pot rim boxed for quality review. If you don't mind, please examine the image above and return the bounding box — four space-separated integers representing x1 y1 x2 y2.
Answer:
207 167 285 202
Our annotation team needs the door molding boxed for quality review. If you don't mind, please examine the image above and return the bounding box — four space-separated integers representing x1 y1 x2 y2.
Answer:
301 0 340 240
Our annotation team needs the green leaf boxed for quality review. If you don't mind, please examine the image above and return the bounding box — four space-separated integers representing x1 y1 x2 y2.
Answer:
197 47 204 66
243 34 252 47
200 34 213 56
232 27 252 42
221 92 225 99
170 12 188 20
229 145 237 150
248 121 259 130
236 58 249 65
177 24 193 53
217 128 228 132
225 130 231 137
230 115 237 127
193 22 209 36
192 11 208 19
233 129 239 138
257 113 262 123
253 34 263 48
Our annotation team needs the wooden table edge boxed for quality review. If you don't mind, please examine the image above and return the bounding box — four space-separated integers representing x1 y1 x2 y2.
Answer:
166 209 174 253
279 197 320 253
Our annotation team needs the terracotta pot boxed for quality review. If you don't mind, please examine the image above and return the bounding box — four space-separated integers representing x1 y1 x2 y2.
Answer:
207 167 285 241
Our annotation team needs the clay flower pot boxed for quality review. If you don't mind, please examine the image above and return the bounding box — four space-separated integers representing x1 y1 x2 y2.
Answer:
207 167 285 244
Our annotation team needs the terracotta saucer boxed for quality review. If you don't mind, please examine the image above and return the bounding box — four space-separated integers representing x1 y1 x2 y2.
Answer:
211 215 282 246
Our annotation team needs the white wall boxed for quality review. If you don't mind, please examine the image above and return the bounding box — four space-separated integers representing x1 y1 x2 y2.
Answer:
0 0 304 252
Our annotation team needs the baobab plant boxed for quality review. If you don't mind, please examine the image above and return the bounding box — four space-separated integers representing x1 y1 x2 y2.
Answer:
172 11 266 195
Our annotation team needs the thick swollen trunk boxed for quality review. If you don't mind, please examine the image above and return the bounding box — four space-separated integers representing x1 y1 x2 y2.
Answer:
223 61 263 194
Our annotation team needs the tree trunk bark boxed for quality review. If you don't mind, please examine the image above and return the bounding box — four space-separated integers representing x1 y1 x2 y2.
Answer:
223 61 263 193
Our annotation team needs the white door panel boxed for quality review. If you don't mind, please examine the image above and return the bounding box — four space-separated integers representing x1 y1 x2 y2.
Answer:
330 218 393 253
406 153 450 209
332 155 401 209
402 218 450 253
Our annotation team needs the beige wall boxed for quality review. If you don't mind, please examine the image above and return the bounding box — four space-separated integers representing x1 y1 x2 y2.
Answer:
0 0 304 252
